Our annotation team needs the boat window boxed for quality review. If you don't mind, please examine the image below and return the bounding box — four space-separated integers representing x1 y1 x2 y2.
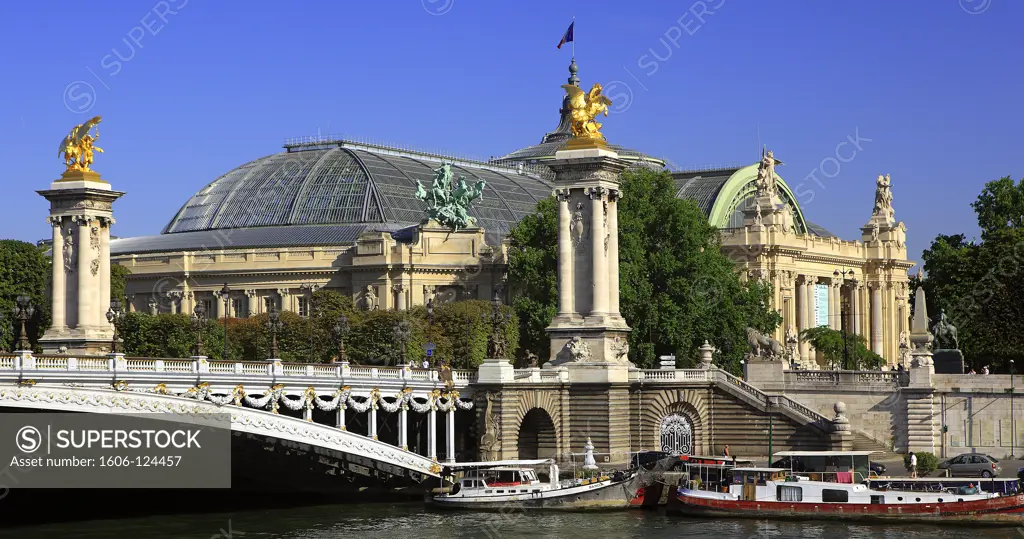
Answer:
870 495 884 505
777 485 802 502
821 489 849 503
485 490 492 494
496 490 504 494
533 489 540 493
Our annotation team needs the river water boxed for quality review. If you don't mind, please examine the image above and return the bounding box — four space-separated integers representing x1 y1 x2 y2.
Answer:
0 504 1021 539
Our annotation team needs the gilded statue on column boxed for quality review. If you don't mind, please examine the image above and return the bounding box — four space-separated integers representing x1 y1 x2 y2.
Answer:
561 83 612 141
58 115 103 172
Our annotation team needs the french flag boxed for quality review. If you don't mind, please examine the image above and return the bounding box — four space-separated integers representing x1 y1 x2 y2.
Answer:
557 21 574 49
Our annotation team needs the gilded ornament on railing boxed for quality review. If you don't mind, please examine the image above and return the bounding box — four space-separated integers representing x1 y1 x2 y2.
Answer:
111 380 129 391
18 379 36 387
152 383 169 395
58 115 104 172
429 463 442 474
560 83 612 142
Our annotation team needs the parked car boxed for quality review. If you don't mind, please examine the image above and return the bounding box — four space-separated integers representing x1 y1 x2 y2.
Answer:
937 453 1002 477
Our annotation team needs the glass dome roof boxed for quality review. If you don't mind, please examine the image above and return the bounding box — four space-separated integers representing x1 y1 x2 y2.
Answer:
162 140 555 239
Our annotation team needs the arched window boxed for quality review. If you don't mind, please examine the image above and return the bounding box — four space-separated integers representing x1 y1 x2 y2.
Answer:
660 413 693 455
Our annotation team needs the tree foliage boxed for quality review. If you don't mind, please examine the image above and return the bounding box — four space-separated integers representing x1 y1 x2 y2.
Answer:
799 326 884 370
116 288 516 368
507 167 781 372
917 176 1024 372
0 240 51 351
110 263 131 303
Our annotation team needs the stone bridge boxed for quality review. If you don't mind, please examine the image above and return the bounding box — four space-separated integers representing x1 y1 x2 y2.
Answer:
0 352 478 492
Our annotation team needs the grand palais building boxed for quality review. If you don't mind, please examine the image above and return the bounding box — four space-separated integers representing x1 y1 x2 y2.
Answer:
110 62 914 367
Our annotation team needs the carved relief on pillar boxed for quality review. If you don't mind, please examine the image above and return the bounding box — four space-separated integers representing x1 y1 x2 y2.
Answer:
423 285 436 304
780 270 794 290
570 202 587 249
62 227 75 273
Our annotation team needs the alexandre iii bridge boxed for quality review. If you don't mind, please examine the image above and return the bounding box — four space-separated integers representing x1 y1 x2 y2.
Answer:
9 115 1018 499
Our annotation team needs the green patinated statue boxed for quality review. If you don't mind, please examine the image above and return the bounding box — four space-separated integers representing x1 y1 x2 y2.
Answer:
415 163 486 231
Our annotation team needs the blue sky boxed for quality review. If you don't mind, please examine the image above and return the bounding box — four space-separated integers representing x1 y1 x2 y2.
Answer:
1 0 1020 267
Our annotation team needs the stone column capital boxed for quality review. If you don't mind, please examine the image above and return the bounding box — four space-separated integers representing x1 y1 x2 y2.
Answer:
244 289 258 298
48 216 64 228
276 288 290 297
554 188 572 202
584 186 608 200
393 283 405 293
608 188 622 201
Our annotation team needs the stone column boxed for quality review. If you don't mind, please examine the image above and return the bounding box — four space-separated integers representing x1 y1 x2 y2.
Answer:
608 189 621 318
245 290 257 318
49 217 67 330
806 279 817 329
99 218 112 309
75 216 93 328
851 281 861 337
555 189 574 318
369 405 378 440
276 288 289 313
446 408 456 463
588 187 608 317
796 275 808 360
213 291 223 319
427 407 437 461
336 405 347 430
829 277 841 330
870 282 884 356
399 404 409 451
394 284 407 311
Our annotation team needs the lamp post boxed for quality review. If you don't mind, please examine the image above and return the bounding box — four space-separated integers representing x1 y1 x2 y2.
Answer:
1011 359 1016 459
331 313 349 363
393 319 411 366
218 283 231 361
12 295 35 352
300 283 319 360
105 300 123 354
265 305 282 360
834 268 855 370
191 302 207 358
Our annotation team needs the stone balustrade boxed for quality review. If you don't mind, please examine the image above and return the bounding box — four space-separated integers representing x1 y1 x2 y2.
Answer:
0 353 473 389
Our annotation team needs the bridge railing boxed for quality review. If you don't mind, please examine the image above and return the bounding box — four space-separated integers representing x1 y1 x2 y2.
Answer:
0 353 473 387
784 369 908 388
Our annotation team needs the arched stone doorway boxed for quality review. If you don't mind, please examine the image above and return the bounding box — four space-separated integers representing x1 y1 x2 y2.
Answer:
660 413 694 455
518 408 557 459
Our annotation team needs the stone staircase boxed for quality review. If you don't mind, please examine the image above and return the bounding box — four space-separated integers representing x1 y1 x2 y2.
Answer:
708 367 833 435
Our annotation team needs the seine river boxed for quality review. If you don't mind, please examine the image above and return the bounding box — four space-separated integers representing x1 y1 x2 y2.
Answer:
0 504 1021 539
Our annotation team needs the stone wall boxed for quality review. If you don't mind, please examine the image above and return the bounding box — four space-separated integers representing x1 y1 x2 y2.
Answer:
748 362 1024 458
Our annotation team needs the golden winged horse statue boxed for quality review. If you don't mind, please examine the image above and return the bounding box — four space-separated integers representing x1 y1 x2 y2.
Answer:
560 83 613 141
58 115 103 172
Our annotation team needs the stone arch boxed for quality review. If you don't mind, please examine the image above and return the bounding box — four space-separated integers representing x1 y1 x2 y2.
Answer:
517 408 557 459
637 389 709 455
511 390 563 459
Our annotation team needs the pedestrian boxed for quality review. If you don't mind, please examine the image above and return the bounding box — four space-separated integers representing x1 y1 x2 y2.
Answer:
968 367 976 375
723 445 730 457
421 358 429 369
983 365 990 375
908 452 918 478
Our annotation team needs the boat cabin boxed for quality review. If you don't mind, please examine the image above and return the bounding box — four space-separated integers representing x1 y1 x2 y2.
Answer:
772 450 875 484
677 455 754 492
731 468 788 501
441 459 559 498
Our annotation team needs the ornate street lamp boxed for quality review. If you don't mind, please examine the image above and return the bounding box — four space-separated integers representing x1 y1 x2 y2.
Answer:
265 305 283 360
331 313 350 363
1011 359 1016 459
834 268 855 370
482 290 511 359
105 300 123 354
12 295 35 352
218 283 231 360
191 301 207 358
393 319 411 365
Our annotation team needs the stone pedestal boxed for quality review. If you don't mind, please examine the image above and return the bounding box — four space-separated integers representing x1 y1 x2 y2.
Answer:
932 349 964 374
477 357 515 384
37 170 124 355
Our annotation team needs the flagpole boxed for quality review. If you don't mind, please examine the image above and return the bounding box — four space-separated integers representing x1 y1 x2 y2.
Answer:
572 16 575 59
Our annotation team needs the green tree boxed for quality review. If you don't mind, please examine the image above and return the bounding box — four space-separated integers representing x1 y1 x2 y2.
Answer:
110 263 131 303
799 326 884 370
918 176 1024 372
507 167 781 372
0 240 51 351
